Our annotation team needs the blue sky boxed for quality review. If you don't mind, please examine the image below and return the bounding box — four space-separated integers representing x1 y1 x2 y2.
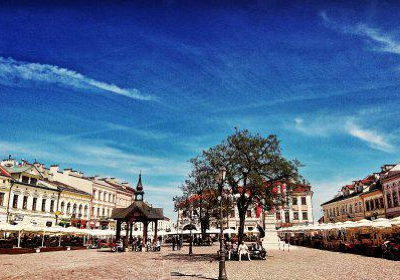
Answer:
1 1 400 221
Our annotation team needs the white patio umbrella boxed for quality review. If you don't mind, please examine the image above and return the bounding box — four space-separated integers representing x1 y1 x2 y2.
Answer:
372 218 392 228
206 229 220 234
390 217 400 225
223 228 236 234
342 221 356 228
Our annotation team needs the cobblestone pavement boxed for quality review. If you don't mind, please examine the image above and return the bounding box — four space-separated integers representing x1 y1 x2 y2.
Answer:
1 245 400 280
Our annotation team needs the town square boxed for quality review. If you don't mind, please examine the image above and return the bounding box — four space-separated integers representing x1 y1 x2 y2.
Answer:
1 1 400 280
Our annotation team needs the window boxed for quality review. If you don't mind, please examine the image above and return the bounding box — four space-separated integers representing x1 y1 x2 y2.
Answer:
302 212 308 220
230 210 235 218
21 176 29 184
374 198 380 209
32 197 37 211
387 193 393 208
61 201 65 213
0 192 4 206
379 197 384 209
393 191 399 207
30 178 37 185
109 193 112 202
292 197 297 205
97 208 100 217
301 197 307 205
246 210 252 218
349 204 353 214
355 203 358 213
102 208 105 216
293 212 299 220
41 199 46 212
66 203 71 214
23 196 28 209
284 211 289 223
12 195 18 208
276 212 281 220
50 200 55 213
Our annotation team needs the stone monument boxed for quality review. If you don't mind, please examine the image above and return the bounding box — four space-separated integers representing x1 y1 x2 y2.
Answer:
261 213 282 250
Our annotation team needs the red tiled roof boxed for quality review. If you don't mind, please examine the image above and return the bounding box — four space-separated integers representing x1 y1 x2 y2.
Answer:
0 165 11 178
106 181 135 194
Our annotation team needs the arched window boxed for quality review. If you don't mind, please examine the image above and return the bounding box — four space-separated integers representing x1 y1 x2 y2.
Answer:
73 204 77 215
84 205 88 217
66 203 71 214
78 204 83 216
60 201 65 213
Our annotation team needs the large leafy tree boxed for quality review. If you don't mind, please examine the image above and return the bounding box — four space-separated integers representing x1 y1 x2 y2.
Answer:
175 157 221 239
203 129 301 244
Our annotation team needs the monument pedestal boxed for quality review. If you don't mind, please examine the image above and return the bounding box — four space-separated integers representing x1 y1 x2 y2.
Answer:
261 213 282 250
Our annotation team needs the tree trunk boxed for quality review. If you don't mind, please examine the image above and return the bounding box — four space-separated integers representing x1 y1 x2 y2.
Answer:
237 208 247 244
200 217 208 240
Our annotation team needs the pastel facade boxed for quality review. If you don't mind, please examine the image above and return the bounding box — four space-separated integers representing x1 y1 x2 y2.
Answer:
177 183 315 232
0 165 12 223
2 162 59 227
275 183 314 226
381 164 400 218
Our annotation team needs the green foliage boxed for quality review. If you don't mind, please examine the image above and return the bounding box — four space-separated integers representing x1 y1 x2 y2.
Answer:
175 128 302 243
203 128 302 243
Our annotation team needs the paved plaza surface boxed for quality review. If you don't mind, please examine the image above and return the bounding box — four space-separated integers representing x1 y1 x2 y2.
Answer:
1 245 399 280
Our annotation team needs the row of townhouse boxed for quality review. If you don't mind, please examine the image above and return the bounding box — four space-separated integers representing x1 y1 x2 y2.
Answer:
177 182 314 232
321 162 400 222
0 156 142 228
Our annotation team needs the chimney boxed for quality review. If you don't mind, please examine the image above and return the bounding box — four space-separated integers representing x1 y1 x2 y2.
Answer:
63 168 72 176
49 165 60 174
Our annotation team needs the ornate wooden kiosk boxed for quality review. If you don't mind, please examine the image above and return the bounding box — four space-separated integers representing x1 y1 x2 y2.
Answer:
111 174 163 250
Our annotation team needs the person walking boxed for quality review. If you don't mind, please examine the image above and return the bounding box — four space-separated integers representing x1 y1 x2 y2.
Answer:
172 236 176 251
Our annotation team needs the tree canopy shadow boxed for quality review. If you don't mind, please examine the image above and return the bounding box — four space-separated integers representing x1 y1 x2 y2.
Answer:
170 271 217 280
162 253 218 263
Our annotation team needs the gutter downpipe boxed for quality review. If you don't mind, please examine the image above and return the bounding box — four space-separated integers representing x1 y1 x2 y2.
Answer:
6 179 15 224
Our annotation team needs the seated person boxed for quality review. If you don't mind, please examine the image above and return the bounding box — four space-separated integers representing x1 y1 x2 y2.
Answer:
225 241 233 260
155 240 161 251
238 241 251 261
253 241 267 259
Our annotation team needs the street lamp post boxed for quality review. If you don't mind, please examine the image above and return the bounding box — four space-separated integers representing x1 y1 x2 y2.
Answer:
189 206 193 256
216 166 227 280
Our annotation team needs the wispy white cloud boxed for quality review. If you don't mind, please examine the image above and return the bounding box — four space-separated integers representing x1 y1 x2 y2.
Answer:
293 115 394 153
345 121 394 152
0 56 152 101
311 176 356 221
320 11 400 55
293 116 341 137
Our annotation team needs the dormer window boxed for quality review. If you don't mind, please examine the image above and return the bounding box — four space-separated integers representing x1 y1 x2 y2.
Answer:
22 176 29 184
30 178 37 185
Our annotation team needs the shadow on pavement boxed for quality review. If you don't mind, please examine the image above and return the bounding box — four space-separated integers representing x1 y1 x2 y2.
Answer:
163 253 218 262
170 271 217 280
